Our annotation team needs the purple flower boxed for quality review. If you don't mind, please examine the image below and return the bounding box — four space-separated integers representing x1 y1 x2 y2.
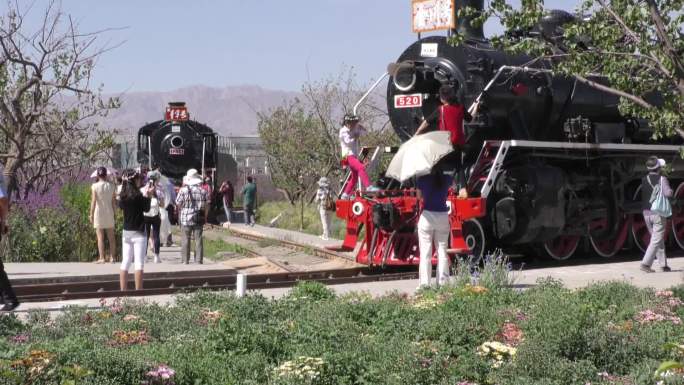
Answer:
8 333 30 344
146 364 176 384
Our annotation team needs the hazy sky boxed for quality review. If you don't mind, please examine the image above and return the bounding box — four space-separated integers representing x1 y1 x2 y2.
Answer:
18 0 581 93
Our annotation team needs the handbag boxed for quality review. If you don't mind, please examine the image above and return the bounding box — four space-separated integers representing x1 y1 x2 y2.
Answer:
648 176 672 217
324 193 336 212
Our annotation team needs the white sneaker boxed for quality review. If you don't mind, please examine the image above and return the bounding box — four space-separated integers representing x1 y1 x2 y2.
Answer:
154 254 161 263
340 193 351 200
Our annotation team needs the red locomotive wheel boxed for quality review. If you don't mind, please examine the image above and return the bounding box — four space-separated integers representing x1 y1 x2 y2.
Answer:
631 185 670 252
542 235 580 261
671 182 684 250
588 214 630 258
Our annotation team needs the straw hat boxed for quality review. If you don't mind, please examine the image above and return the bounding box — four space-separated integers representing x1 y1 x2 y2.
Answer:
646 156 666 171
185 168 202 185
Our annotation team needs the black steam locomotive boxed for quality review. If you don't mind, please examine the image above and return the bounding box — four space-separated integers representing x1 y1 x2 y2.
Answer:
386 0 684 259
136 102 236 220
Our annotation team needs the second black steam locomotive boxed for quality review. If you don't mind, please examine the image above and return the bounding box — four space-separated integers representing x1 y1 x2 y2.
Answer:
137 102 236 220
384 0 683 259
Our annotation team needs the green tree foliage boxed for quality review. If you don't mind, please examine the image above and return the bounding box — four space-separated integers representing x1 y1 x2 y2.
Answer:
455 0 684 139
0 1 120 198
258 103 327 206
259 69 399 216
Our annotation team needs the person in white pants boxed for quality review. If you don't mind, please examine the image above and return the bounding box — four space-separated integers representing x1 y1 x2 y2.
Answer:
416 170 453 288
118 169 152 291
315 177 332 240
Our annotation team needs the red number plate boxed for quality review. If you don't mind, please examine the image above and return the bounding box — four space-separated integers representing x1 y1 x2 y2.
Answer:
165 107 189 121
394 94 422 109
169 148 185 155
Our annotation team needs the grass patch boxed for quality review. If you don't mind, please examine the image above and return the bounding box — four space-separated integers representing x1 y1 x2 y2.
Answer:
3 279 684 384
257 201 346 239
204 238 251 261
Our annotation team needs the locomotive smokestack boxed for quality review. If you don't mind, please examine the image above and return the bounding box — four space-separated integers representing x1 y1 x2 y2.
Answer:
453 0 485 40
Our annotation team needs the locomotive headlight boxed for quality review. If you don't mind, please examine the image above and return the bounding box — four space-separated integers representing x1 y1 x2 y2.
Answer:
392 64 417 92
352 201 364 216
170 136 184 148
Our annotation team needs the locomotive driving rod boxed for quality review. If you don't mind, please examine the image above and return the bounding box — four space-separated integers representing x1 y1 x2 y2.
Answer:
353 72 390 116
468 65 554 115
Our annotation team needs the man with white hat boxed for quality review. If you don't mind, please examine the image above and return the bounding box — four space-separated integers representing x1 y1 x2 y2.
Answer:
640 156 673 273
175 169 209 264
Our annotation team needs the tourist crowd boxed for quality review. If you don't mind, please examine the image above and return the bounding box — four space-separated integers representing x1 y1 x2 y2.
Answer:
85 165 256 293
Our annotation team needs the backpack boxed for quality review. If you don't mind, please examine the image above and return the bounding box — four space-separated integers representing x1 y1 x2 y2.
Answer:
647 175 672 217
324 192 336 212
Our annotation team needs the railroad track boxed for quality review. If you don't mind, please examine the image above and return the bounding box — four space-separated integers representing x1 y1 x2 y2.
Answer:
11 226 411 303
13 267 418 303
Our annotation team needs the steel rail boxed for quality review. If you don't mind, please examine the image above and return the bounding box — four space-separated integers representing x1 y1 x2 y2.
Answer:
13 268 418 303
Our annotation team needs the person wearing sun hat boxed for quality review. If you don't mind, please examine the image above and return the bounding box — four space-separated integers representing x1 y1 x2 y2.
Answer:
175 169 209 264
640 156 673 273
315 176 333 240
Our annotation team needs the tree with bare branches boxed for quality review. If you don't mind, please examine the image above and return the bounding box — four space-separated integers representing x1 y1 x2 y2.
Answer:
0 1 120 198
301 67 398 182
456 0 684 139
258 70 398 228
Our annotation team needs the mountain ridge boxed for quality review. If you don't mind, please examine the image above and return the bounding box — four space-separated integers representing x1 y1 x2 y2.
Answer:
105 84 299 137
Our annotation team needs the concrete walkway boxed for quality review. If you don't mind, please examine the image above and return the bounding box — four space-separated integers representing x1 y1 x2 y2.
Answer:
5 244 228 281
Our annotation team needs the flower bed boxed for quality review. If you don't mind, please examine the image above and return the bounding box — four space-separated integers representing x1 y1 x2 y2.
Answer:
1 280 684 384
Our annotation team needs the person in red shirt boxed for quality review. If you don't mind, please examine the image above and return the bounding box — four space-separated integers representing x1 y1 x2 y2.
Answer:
415 84 475 184
219 180 234 224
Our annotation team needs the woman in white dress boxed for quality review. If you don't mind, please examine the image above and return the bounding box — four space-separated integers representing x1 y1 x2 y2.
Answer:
90 167 116 263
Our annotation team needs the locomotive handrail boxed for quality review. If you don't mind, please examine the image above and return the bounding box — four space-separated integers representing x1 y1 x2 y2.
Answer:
474 139 683 199
353 72 389 116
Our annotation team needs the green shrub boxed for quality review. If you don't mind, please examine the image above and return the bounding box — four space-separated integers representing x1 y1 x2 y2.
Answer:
287 281 336 301
3 281 684 384
8 207 93 262
8 182 123 262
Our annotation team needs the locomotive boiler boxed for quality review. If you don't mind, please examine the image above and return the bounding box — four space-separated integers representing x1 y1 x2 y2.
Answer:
336 0 684 263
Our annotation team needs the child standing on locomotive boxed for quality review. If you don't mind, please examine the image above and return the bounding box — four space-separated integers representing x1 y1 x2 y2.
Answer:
415 84 473 180
339 114 378 199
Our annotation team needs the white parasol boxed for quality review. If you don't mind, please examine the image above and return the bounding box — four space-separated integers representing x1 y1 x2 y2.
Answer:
385 131 453 182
